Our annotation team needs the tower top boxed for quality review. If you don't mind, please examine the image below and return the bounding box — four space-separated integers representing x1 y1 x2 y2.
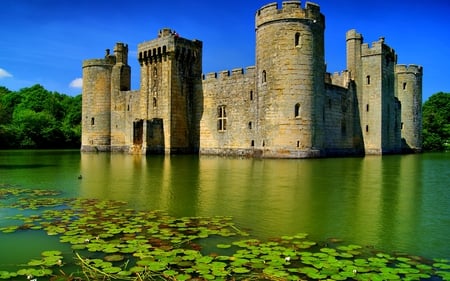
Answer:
395 64 423 75
255 1 324 29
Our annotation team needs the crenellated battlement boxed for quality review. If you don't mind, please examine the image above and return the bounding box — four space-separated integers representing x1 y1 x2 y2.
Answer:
202 66 255 81
255 1 323 28
325 70 351 88
361 37 395 57
395 64 423 75
138 28 202 65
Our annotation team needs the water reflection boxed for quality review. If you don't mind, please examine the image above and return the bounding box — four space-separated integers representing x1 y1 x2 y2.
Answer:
76 152 448 258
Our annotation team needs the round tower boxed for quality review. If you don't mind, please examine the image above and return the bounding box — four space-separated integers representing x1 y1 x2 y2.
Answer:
81 54 114 152
395 64 423 152
255 1 325 157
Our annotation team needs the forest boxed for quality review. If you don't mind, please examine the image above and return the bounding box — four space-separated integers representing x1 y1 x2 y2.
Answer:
0 85 448 151
0 85 81 149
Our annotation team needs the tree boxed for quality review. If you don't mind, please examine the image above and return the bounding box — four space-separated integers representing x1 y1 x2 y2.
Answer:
422 92 450 151
0 85 81 149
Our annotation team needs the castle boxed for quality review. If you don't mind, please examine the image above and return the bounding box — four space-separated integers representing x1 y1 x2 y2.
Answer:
81 1 423 158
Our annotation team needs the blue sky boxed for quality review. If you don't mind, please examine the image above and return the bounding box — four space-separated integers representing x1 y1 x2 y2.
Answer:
1 0 449 102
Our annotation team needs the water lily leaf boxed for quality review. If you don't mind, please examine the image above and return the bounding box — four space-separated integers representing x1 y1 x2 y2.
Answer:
232 267 250 274
216 243 232 249
27 259 44 266
0 225 19 233
41 250 62 257
129 266 145 273
0 271 17 279
102 266 122 274
175 273 191 281
104 254 124 262
433 262 450 270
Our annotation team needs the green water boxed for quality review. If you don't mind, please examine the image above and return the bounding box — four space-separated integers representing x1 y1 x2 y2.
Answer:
0 150 449 267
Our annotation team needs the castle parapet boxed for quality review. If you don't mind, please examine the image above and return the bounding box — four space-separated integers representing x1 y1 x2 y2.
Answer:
325 71 351 88
138 28 202 65
256 1 323 28
202 66 256 81
360 36 396 58
395 64 423 74
82 57 115 68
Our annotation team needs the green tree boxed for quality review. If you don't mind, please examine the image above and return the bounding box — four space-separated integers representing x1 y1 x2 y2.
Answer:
422 92 450 151
0 85 81 149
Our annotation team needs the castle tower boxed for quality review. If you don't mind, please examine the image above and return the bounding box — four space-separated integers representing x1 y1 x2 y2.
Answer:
255 1 325 158
81 51 115 152
137 28 203 154
110 43 131 150
395 64 423 152
346 30 401 154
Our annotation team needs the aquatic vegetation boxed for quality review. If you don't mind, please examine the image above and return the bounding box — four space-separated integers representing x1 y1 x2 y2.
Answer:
0 186 449 280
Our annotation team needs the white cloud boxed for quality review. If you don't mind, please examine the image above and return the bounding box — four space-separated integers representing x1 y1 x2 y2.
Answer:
69 78 82 88
0 68 13 78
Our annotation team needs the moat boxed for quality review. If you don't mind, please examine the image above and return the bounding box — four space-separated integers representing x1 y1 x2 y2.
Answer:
0 150 448 267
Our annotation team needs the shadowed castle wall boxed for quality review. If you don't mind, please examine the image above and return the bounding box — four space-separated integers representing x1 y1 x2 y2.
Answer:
396 64 423 152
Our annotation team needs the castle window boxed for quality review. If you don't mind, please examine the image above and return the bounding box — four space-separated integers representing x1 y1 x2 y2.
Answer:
217 105 227 132
401 122 404 130
153 97 157 108
248 121 252 129
295 32 301 47
366 125 369 133
262 70 267 83
250 90 253 101
127 104 130 111
366 104 369 112
91 117 95 126
297 141 300 148
295 103 301 118
251 140 255 147
366 75 371 85
403 82 407 90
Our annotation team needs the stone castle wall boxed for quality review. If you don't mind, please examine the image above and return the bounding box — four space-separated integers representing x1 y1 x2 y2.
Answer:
396 64 423 152
200 67 256 156
81 1 423 158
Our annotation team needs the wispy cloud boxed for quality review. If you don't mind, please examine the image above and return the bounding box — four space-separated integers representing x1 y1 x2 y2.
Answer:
0 68 12 78
69 78 82 88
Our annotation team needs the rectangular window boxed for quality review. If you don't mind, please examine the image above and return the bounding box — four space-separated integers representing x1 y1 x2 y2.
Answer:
217 105 227 131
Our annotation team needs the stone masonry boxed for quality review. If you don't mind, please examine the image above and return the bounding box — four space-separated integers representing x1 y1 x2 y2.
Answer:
81 1 423 158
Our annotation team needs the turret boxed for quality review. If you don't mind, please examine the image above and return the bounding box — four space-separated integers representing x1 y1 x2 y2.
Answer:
346 29 363 82
255 1 325 157
395 64 423 152
81 53 115 152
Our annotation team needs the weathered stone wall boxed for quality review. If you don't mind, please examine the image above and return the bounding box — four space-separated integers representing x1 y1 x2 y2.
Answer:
137 29 203 154
349 34 403 155
200 67 256 156
396 64 423 152
81 1 422 158
81 58 114 151
255 1 325 157
323 84 360 154
111 43 131 150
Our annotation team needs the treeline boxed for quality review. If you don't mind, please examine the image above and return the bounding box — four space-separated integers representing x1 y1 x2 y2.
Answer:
0 84 81 149
422 92 450 151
